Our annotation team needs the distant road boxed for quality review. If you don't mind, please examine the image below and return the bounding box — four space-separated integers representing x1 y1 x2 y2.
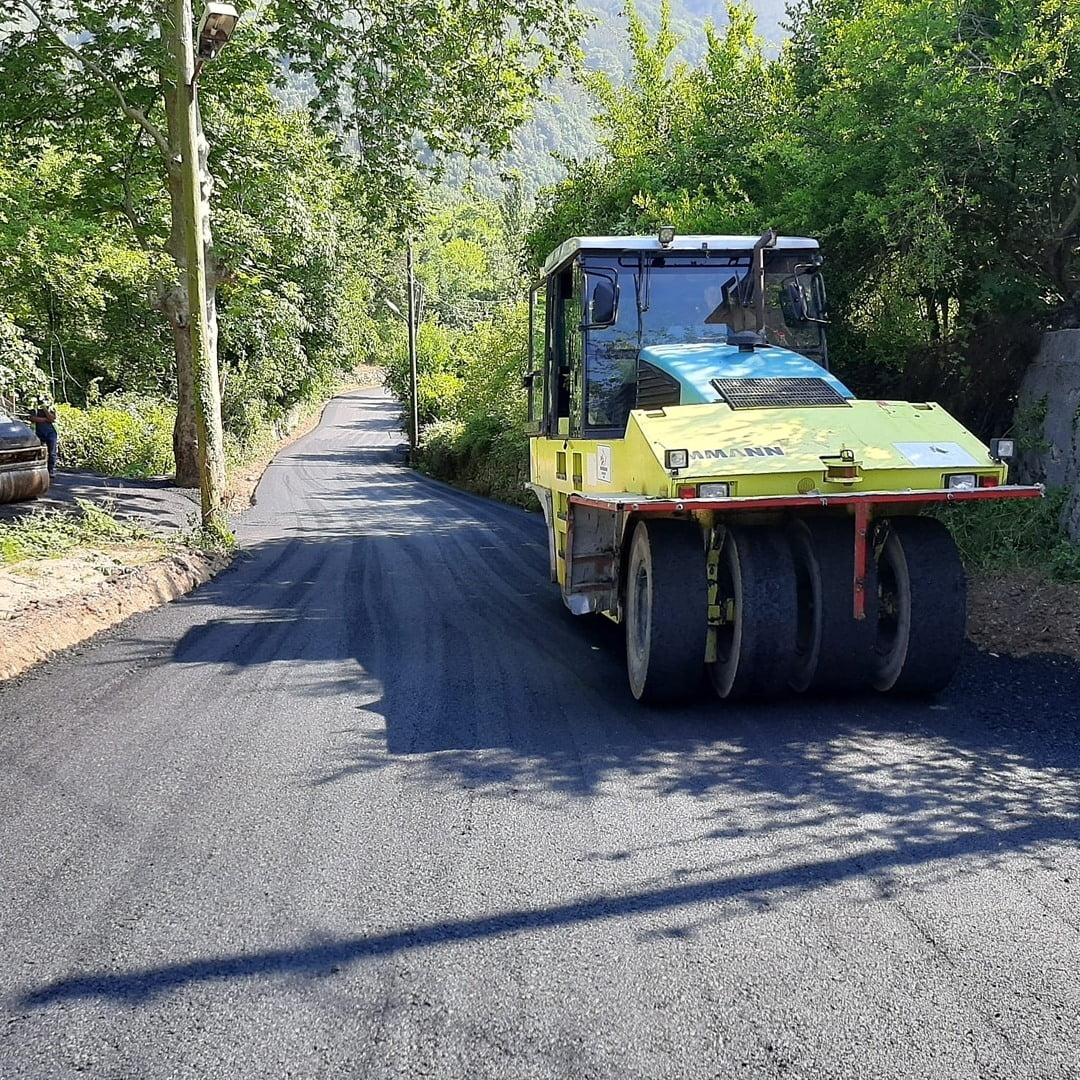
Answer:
1 387 1079 1079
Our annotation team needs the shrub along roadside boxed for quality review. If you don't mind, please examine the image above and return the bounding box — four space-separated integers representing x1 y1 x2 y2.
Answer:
936 487 1080 583
419 418 535 509
0 499 162 566
56 396 174 478
388 302 541 510
52 366 380 484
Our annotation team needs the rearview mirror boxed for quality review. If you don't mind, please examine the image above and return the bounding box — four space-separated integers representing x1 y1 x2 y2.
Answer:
781 279 810 323
588 279 617 326
785 267 829 324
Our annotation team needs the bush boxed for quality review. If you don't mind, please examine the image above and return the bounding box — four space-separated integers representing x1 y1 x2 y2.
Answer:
936 486 1080 582
405 301 536 508
56 395 174 478
417 416 535 508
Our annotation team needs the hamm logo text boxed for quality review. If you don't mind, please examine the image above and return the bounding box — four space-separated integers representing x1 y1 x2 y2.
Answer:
690 446 785 460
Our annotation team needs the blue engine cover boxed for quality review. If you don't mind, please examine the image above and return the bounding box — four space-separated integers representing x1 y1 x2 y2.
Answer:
639 342 855 405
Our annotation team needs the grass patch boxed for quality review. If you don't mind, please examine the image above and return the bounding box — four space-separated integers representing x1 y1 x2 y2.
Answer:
0 500 162 566
936 486 1080 582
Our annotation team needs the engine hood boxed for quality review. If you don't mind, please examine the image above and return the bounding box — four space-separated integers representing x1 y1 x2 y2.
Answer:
639 342 854 405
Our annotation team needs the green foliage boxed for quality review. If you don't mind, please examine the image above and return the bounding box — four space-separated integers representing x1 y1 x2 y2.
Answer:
374 188 536 505
0 140 171 402
56 396 174 478
0 499 157 566
184 519 237 555
0 310 47 402
208 84 365 448
0 0 585 495
403 303 534 507
418 416 535 508
1013 396 1051 455
937 488 1080 582
411 301 535 505
528 2 783 266
527 0 1080 435
0 80 368 455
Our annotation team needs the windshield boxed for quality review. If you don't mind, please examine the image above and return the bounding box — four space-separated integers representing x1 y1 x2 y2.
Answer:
639 264 743 345
578 250 827 430
638 257 825 358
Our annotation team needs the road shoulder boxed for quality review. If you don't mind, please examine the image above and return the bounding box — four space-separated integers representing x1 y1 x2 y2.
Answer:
0 549 230 679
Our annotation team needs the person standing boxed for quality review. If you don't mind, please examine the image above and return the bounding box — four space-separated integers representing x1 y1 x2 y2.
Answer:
29 399 58 475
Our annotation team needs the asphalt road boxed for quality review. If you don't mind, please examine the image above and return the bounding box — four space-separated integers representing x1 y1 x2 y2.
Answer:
2 387 1079 1079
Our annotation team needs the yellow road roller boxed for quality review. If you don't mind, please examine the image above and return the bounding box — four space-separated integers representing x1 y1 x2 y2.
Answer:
525 229 1042 702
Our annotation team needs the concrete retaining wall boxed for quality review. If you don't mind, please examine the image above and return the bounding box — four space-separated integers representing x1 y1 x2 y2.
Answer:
1016 330 1080 539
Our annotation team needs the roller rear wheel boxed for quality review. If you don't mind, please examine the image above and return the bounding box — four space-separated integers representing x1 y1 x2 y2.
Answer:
708 525 797 700
624 519 707 703
789 518 877 693
873 517 966 694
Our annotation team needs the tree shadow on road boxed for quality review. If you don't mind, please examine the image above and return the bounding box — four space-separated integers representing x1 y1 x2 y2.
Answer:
13 433 1080 1009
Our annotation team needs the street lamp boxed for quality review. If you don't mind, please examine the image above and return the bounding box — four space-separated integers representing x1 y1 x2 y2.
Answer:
196 2 239 59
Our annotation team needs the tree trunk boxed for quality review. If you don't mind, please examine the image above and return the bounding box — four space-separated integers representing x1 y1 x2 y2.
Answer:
159 279 200 488
163 73 200 488
162 1 228 530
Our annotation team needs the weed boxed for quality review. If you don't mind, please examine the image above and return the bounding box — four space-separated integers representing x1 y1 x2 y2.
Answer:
936 486 1080 581
1013 395 1051 455
0 500 160 567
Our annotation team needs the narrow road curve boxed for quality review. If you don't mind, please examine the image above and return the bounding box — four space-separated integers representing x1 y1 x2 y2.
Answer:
2 388 1079 1079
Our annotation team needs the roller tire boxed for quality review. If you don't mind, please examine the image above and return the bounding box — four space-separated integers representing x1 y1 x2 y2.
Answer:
708 525 797 700
873 516 966 694
789 518 878 693
624 519 707 704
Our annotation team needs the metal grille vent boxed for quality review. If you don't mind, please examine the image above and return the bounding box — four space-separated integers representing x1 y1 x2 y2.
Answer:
636 359 681 409
711 377 850 409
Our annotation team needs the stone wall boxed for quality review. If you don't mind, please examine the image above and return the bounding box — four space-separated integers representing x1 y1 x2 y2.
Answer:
1016 330 1080 539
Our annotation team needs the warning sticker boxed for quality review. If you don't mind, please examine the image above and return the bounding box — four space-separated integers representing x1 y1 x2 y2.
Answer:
597 444 612 484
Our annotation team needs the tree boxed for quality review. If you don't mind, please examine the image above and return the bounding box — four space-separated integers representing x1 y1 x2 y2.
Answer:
527 1 781 264
0 0 582 526
781 0 1080 423
0 136 171 402
529 0 1080 431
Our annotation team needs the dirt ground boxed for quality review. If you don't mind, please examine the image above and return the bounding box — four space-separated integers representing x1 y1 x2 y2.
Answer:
966 571 1080 661
0 374 1078 677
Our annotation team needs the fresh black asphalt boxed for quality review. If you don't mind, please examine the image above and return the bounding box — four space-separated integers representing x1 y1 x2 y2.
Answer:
1 387 1078 1078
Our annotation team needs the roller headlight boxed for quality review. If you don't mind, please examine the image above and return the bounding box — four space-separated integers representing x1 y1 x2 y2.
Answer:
989 438 1015 462
665 449 689 470
944 473 976 490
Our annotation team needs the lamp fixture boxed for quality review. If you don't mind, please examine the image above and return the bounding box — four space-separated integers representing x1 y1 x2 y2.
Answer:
197 2 240 60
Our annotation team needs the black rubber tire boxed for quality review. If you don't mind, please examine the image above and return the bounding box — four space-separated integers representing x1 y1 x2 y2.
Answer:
707 525 797 700
624 519 707 703
873 516 967 694
789 518 878 693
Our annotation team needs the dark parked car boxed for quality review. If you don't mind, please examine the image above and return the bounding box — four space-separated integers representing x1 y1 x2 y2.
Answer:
0 414 49 502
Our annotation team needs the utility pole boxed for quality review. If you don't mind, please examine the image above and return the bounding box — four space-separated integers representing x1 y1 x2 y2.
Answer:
406 238 420 454
171 0 228 536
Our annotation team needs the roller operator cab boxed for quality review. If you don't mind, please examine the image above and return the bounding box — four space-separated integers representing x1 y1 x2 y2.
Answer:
525 229 1042 703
